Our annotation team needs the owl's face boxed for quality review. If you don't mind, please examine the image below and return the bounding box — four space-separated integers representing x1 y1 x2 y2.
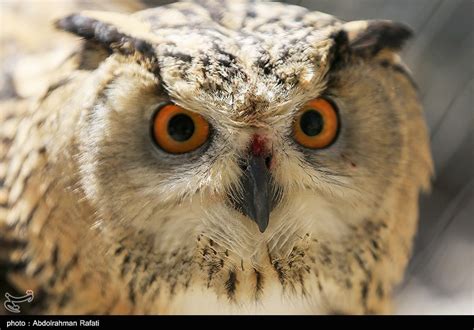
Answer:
68 3 421 260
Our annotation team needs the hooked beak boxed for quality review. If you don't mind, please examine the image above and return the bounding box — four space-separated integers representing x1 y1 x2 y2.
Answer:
234 155 272 233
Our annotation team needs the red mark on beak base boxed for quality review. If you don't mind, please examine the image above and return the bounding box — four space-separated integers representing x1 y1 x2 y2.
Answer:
250 134 268 157
250 134 273 169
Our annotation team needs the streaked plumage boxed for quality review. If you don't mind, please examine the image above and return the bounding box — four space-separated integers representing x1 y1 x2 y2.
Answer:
0 0 432 314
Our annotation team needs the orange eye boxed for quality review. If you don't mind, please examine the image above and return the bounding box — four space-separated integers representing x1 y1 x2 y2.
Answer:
293 98 339 149
152 103 210 154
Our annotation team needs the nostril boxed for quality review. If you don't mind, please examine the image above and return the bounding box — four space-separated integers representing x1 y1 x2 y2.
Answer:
265 155 272 169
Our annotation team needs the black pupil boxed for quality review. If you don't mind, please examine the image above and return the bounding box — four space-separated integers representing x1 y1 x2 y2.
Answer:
300 110 324 136
168 114 195 141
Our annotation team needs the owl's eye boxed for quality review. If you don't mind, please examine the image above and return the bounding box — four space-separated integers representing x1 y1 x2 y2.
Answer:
293 98 339 149
152 103 210 154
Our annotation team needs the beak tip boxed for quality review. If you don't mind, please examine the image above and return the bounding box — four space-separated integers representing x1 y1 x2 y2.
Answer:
255 216 269 233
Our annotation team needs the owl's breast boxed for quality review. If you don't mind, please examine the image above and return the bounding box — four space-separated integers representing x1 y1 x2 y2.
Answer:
139 234 329 314
167 278 324 315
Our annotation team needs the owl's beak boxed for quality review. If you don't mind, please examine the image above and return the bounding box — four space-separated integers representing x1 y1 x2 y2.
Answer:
236 154 272 233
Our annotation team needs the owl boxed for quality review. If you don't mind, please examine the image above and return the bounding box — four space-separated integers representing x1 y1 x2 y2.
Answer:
0 0 433 314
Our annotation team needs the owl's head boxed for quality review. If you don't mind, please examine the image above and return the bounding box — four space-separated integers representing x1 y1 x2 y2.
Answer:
57 2 432 259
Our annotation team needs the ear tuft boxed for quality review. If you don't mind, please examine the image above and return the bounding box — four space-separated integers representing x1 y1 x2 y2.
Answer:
350 21 413 55
342 20 413 56
55 12 158 62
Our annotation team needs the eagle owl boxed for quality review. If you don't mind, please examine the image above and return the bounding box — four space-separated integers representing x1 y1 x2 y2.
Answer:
0 0 433 314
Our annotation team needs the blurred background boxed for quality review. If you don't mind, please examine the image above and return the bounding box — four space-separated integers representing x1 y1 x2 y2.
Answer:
1 0 472 315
